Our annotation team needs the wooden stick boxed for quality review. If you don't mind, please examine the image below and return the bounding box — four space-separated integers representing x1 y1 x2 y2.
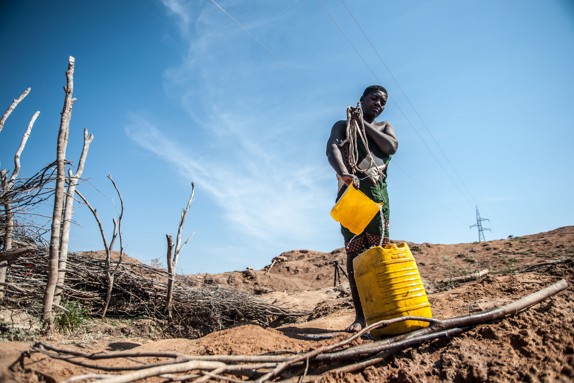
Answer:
436 268 489 285
85 360 227 383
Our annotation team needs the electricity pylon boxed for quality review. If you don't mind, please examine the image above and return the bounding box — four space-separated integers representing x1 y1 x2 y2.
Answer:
470 206 490 242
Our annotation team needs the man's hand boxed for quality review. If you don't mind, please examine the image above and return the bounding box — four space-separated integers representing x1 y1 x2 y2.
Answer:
349 106 362 119
340 173 359 188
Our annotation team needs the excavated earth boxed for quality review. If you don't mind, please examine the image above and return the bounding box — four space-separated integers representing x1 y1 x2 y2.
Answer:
1 226 573 382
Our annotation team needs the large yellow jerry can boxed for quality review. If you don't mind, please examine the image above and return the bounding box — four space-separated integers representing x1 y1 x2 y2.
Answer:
330 184 382 235
353 243 432 337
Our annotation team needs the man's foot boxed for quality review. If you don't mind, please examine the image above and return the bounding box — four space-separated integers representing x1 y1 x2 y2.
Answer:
345 321 364 333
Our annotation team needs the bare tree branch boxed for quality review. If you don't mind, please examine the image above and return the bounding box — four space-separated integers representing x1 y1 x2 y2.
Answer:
106 174 125 275
44 56 76 331
1 100 40 299
0 87 30 134
165 234 174 317
165 182 195 316
0 161 58 212
75 175 125 317
9 111 40 186
174 182 195 257
55 128 94 306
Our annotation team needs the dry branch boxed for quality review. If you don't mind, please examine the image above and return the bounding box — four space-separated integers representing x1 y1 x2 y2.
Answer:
44 56 76 330
55 128 94 306
75 175 124 318
1 101 40 299
166 182 195 316
165 234 174 317
0 161 58 212
436 268 489 285
0 87 30 133
86 360 227 383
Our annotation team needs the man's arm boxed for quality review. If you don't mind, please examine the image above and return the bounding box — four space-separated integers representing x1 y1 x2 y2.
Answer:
364 121 398 155
326 120 358 186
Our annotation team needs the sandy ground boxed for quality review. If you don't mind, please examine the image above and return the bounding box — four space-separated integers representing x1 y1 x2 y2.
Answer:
1 226 573 382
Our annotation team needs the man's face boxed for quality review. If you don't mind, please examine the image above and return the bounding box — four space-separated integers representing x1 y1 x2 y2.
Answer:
361 90 387 120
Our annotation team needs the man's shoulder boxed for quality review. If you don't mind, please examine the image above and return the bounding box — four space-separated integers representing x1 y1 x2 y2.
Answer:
327 120 347 144
331 119 346 130
333 119 346 126
331 120 347 134
375 120 392 127
375 120 394 131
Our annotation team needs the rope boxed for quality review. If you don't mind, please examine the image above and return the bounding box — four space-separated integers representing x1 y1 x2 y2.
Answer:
340 106 390 249
340 103 385 184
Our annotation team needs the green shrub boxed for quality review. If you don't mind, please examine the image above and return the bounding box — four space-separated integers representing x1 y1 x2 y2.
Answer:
55 299 87 333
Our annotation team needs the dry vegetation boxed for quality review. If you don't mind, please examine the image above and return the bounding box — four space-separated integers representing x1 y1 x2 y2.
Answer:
0 226 573 382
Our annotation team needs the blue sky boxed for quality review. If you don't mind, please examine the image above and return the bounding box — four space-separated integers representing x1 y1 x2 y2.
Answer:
1 1 573 274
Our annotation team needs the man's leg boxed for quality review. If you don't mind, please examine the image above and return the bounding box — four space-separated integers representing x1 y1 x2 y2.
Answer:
344 235 367 332
383 219 390 245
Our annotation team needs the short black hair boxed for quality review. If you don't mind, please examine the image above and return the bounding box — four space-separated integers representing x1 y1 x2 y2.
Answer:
361 85 387 99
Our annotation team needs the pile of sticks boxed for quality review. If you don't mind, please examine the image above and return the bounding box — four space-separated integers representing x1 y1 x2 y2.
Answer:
3 249 306 337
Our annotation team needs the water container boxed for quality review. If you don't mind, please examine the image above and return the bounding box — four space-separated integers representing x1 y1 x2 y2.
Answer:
330 184 382 235
353 243 432 337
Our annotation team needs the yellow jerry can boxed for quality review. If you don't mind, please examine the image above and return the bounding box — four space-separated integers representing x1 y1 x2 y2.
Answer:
330 184 382 235
353 242 432 337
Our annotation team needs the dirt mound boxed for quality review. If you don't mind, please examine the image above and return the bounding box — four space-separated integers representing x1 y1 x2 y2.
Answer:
189 248 347 294
1 227 573 382
193 226 574 296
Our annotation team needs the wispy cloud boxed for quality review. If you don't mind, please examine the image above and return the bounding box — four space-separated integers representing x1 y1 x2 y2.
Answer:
125 113 333 245
125 0 339 261
160 0 193 37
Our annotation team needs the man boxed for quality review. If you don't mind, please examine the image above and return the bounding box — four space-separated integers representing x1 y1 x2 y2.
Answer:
326 85 398 332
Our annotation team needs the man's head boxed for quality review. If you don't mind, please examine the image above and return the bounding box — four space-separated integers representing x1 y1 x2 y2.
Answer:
361 85 387 100
360 85 388 121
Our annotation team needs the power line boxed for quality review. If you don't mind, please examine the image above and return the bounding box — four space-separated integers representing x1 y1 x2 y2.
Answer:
208 0 285 71
391 161 467 224
207 0 341 116
316 0 381 83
